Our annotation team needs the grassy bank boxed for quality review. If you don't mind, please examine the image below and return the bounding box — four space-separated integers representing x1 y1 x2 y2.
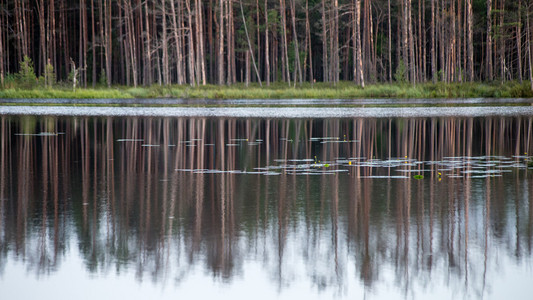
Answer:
1 81 533 100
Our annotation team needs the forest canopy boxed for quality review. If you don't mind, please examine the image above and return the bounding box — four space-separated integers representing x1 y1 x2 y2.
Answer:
0 0 531 88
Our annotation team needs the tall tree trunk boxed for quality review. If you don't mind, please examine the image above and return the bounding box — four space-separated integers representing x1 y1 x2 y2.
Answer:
144 1 152 86
91 0 96 86
408 0 415 84
256 0 260 83
126 0 138 87
162 0 169 85
388 0 392 82
439 0 445 81
290 0 302 86
105 0 112 86
196 0 206 85
355 0 364 87
81 0 88 87
0 10 3 87
218 0 224 85
208 0 214 82
49 0 57 81
170 0 184 84
467 0 474 81
517 0 523 82
431 0 436 82
265 0 270 86
499 0 505 81
487 0 493 80
238 0 261 86
227 0 236 84
526 0 533 90
457 0 462 82
186 0 196 86
363 0 374 83
280 0 290 85
402 0 409 81
38 0 46 83
321 0 328 82
305 0 314 84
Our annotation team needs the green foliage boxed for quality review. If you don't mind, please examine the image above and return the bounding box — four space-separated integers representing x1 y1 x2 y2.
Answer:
3 74 17 89
413 175 424 180
2 81 533 100
44 62 56 87
394 59 407 84
16 56 37 89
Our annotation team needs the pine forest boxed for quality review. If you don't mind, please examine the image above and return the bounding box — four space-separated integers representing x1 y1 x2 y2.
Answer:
0 0 531 89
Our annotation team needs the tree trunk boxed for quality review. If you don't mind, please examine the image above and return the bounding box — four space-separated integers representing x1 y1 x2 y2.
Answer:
38 0 46 84
197 0 206 85
218 0 224 85
81 0 88 87
526 0 533 90
487 0 493 80
355 0 364 87
0 11 3 87
170 0 184 84
499 0 505 81
91 0 96 86
402 0 408 80
126 0 138 87
467 0 474 81
265 0 270 86
144 1 152 86
238 0 261 86
162 0 169 85
517 0 523 82
388 0 392 82
256 0 260 83
186 0 196 86
280 0 290 85
290 0 302 86
105 0 112 86
321 0 328 82
431 0 436 82
227 0 236 84
305 0 314 84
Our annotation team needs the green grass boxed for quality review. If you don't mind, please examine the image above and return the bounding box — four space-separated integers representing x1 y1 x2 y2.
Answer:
1 81 533 100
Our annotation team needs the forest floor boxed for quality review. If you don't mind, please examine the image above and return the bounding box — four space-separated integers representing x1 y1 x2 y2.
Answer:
1 81 532 100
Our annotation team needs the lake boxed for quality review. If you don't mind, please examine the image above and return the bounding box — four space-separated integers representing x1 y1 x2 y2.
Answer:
1 102 533 299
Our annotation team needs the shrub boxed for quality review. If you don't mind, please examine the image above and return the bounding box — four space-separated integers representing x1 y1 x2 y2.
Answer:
44 61 56 87
16 55 37 88
394 59 407 84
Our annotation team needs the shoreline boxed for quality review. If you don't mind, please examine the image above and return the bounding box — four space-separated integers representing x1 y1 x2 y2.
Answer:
1 82 532 100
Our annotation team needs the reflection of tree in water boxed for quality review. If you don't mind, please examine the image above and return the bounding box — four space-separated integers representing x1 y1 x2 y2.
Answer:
0 116 532 295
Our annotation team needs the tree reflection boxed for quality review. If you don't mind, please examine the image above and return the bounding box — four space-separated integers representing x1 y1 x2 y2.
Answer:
0 115 532 296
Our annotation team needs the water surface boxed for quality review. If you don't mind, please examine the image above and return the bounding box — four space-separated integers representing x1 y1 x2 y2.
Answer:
0 114 532 299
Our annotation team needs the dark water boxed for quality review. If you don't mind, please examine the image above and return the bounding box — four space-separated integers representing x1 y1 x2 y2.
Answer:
1 115 532 299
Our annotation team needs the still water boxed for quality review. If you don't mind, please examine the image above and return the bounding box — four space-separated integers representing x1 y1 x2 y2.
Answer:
1 114 532 299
